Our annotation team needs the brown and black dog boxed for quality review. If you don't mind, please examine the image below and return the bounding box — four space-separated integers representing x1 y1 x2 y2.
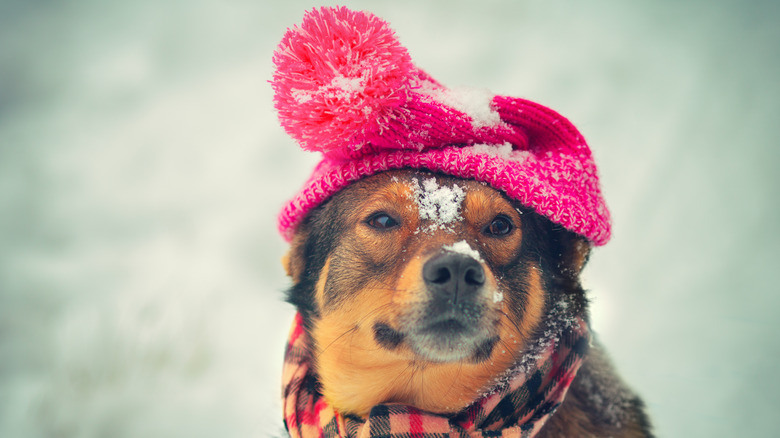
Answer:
283 169 652 437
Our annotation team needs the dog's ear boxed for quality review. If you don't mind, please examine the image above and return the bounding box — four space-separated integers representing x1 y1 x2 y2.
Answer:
524 210 591 284
560 232 591 278
283 225 310 284
281 252 294 279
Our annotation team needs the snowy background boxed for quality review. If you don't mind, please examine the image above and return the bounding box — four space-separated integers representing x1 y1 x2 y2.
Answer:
1 0 778 436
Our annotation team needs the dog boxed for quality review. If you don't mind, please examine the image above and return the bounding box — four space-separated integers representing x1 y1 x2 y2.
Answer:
281 169 653 437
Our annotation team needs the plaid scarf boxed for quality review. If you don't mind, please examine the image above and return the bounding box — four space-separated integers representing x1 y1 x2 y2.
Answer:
282 306 590 438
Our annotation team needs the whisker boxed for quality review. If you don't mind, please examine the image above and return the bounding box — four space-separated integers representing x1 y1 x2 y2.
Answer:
440 360 464 403
355 302 393 325
364 287 407 293
403 362 418 397
318 325 358 355
495 337 520 360
497 309 526 340
318 301 396 355
385 360 416 399
420 366 425 407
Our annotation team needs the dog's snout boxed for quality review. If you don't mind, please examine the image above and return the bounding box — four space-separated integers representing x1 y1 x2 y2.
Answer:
464 263 485 286
423 253 485 301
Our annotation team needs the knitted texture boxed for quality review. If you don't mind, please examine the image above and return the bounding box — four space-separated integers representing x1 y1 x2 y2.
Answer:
272 6 611 245
282 312 591 438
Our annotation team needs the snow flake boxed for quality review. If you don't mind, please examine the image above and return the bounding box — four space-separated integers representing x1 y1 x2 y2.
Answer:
463 143 531 162
411 177 465 232
478 294 579 398
417 82 501 128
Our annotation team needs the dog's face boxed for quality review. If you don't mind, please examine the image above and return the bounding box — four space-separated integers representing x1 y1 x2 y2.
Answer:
284 170 590 417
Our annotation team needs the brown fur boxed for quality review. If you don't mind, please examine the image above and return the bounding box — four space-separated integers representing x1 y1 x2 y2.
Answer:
283 169 652 436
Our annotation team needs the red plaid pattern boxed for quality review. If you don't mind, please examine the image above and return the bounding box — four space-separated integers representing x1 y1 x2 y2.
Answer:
282 313 590 438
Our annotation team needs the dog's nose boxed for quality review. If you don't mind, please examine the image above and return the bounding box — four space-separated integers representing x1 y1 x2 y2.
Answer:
423 253 485 302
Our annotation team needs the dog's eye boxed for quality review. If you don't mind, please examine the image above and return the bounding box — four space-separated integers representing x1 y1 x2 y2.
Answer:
366 213 400 230
484 215 513 236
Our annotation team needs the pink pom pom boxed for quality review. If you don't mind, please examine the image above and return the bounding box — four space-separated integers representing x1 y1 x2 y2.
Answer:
272 7 415 157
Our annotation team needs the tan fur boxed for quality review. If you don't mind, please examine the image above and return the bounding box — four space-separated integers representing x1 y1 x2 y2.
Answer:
314 258 329 312
281 253 292 278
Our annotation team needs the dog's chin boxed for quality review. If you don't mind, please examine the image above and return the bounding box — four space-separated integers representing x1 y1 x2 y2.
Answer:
407 317 498 363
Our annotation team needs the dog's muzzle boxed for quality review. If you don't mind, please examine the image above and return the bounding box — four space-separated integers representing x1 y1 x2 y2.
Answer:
403 251 497 363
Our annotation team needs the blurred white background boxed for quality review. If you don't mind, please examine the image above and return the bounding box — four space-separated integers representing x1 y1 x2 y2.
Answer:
1 0 778 436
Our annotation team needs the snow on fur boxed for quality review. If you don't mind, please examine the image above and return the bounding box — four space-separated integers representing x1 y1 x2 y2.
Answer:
481 295 580 398
443 240 483 262
411 177 466 232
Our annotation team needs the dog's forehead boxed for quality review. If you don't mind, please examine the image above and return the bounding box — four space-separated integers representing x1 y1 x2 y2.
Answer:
355 171 498 201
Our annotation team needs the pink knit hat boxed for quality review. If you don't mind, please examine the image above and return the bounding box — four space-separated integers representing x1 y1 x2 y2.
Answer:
272 6 611 246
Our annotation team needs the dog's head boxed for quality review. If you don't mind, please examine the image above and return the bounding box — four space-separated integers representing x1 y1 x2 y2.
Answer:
284 169 591 416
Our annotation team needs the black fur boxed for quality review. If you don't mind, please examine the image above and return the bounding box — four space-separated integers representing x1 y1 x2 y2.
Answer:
372 322 404 350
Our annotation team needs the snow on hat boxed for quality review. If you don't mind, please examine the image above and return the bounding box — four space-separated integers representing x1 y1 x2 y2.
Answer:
272 6 611 245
